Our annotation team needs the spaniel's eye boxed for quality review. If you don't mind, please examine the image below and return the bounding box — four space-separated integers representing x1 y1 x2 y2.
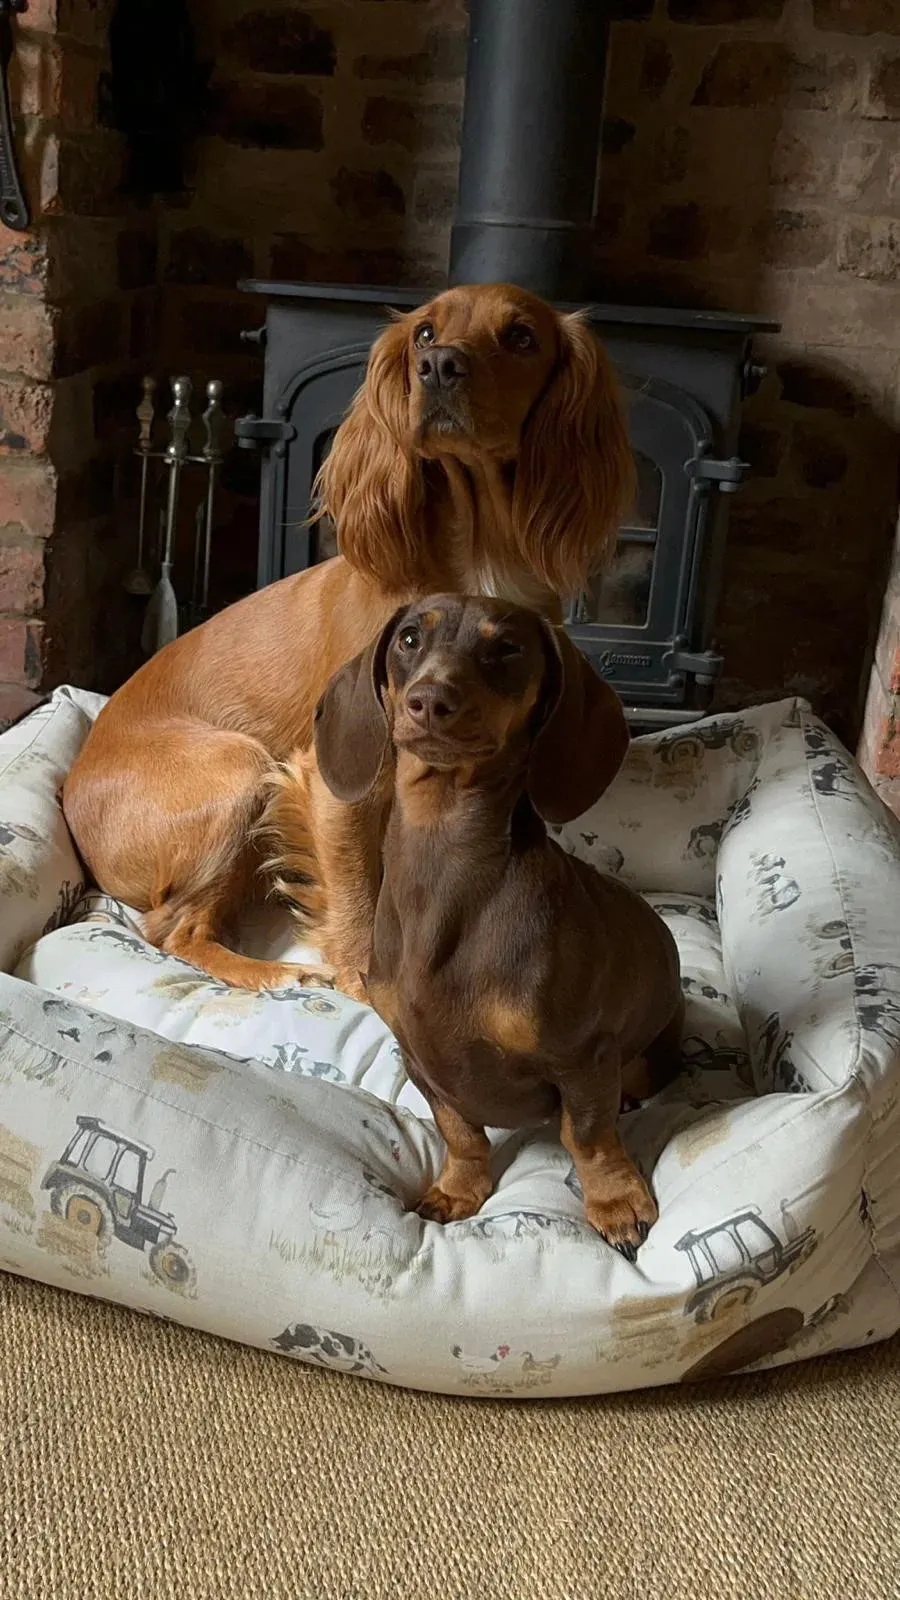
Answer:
503 322 537 354
414 322 436 348
397 627 421 652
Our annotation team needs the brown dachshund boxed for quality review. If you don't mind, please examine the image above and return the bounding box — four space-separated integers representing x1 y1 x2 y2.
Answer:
63 285 633 995
313 596 683 1258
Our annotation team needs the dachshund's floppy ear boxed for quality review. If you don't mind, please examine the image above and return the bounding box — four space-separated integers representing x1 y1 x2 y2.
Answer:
314 318 424 594
527 625 630 825
313 610 406 803
513 314 635 599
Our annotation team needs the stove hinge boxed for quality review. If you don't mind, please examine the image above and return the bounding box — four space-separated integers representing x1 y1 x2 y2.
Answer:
663 639 724 688
685 452 749 494
234 412 296 457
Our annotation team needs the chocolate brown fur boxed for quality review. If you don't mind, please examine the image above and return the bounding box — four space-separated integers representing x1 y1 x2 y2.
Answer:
314 596 683 1258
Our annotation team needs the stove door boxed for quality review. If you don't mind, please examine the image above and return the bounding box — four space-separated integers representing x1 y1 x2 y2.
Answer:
567 377 726 718
259 360 730 721
257 346 369 588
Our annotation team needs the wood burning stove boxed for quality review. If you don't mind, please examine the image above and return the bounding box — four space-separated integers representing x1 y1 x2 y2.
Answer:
235 0 778 727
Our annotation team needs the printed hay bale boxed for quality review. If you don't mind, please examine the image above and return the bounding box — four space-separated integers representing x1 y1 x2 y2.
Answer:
0 1125 39 1218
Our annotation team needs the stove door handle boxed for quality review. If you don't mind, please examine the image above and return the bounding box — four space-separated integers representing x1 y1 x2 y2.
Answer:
662 644 724 687
686 454 749 494
234 413 296 451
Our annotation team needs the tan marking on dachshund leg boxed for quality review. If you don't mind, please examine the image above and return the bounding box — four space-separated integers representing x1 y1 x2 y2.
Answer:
417 1104 493 1224
561 1108 657 1259
480 997 539 1055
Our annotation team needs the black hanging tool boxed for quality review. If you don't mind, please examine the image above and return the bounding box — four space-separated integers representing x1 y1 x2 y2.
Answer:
0 0 28 231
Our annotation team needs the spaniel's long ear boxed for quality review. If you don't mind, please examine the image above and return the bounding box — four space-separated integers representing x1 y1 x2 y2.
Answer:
315 318 422 593
527 624 630 825
513 314 635 600
313 610 405 803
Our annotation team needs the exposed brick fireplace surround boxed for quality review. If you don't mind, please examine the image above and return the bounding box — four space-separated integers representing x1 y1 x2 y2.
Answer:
2 0 900 806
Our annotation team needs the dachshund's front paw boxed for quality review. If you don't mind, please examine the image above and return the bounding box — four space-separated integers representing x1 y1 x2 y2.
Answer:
585 1174 658 1262
416 1180 491 1225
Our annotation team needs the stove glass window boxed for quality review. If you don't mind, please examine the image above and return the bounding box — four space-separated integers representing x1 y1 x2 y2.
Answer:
572 450 661 626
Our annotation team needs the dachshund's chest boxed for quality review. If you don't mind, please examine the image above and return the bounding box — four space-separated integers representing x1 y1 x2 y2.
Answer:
366 900 571 1129
369 971 559 1129
371 847 595 1018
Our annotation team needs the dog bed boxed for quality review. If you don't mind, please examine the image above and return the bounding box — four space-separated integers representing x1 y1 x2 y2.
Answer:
1 685 898 1396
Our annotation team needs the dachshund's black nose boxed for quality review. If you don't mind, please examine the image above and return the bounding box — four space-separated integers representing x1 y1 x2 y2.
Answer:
405 679 463 731
415 345 470 393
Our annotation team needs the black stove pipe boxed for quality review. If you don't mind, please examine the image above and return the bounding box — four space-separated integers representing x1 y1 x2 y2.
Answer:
448 0 611 301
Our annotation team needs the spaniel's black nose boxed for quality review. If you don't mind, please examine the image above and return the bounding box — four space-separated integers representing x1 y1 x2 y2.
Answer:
415 345 470 393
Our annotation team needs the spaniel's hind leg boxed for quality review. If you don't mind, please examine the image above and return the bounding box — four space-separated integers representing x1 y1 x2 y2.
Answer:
99 724 333 992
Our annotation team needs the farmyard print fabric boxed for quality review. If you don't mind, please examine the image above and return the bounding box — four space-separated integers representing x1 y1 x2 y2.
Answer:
0 686 899 1396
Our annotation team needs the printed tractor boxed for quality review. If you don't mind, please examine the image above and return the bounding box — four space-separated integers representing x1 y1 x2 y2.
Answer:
42 1116 193 1289
676 1207 817 1322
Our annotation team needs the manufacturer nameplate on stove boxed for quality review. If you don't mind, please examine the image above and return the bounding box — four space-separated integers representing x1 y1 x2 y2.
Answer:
598 650 653 676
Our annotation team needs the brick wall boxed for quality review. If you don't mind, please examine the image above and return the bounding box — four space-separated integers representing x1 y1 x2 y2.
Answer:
2 0 900 771
595 0 900 752
859 507 900 810
0 0 157 725
151 0 468 609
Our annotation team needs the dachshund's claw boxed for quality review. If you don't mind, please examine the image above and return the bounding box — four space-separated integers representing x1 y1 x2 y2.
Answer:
612 1238 639 1264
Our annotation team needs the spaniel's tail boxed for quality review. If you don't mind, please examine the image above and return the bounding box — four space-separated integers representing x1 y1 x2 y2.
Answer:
255 747 326 931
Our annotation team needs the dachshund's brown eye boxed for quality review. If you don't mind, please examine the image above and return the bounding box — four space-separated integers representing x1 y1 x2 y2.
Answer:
398 627 421 652
486 638 525 664
414 323 435 348
503 322 537 354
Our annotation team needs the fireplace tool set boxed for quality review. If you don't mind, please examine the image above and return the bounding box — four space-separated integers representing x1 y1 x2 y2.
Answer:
124 376 230 656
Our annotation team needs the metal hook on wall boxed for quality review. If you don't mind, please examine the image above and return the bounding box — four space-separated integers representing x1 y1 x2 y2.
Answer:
0 0 29 231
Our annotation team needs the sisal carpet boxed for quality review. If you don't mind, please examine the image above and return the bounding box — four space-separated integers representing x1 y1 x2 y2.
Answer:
1 1272 898 1600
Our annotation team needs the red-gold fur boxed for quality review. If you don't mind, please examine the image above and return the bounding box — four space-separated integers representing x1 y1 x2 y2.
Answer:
63 285 634 990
